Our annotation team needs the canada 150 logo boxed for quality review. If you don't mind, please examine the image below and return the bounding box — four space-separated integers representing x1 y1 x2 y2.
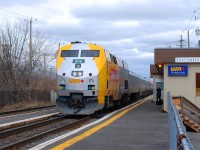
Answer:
110 69 119 81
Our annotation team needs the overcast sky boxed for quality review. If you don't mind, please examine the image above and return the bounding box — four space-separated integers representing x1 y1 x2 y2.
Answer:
0 0 200 79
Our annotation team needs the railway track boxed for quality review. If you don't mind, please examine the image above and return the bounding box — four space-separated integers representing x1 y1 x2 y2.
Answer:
0 97 151 150
0 115 91 150
0 105 56 116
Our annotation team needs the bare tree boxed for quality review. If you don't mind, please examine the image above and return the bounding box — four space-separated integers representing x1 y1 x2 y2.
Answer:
0 20 29 91
0 19 57 105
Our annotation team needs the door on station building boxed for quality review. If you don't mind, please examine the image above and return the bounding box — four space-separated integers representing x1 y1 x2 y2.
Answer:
156 82 164 90
196 73 200 96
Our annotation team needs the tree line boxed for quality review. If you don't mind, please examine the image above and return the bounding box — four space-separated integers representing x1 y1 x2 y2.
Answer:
0 20 57 106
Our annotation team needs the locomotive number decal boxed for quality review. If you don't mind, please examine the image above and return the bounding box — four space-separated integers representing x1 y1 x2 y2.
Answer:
69 78 81 83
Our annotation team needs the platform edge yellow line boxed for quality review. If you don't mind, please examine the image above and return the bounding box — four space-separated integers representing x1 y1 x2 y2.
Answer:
51 100 145 150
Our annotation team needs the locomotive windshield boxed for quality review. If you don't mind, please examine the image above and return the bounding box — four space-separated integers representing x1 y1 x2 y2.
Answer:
81 50 100 57
61 50 79 57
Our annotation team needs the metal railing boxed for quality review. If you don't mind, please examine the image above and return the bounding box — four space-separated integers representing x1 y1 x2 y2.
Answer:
168 92 195 150
181 96 200 126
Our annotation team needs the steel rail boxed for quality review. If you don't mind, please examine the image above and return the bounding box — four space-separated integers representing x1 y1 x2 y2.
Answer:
0 105 56 116
0 116 64 138
0 116 91 150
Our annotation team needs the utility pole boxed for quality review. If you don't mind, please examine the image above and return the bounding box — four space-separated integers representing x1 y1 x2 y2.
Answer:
58 42 60 49
180 35 183 48
43 54 46 75
29 17 33 69
0 36 2 58
55 43 61 58
187 30 190 48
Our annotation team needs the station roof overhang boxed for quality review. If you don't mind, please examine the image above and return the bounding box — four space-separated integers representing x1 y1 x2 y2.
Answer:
150 48 200 75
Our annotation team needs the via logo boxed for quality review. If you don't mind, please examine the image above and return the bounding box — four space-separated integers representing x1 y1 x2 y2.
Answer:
170 67 186 72
168 65 188 76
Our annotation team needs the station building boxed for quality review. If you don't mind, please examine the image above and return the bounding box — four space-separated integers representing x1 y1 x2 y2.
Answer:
150 48 200 112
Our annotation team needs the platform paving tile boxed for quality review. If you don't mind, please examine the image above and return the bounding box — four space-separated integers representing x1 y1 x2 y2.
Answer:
188 132 200 149
66 100 169 150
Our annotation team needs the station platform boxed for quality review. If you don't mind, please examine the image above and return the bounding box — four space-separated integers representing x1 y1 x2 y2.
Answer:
31 97 172 150
64 99 169 150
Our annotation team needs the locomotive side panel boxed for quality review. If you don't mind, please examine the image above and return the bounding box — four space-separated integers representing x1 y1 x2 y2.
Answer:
128 72 147 100
117 58 129 100
88 44 107 105
104 52 128 103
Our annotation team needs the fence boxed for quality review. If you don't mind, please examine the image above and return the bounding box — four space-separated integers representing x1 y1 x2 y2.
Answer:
168 92 195 150
0 90 51 106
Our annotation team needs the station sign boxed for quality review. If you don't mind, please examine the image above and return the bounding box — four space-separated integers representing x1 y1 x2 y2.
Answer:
175 57 200 63
168 66 188 76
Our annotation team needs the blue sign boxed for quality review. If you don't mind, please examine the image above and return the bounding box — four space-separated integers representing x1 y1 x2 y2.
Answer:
168 66 188 76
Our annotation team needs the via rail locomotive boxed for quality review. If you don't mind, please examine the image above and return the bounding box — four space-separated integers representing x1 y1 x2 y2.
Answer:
56 41 152 115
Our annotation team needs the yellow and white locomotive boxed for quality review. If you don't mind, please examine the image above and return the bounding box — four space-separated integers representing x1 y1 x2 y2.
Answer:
56 41 152 115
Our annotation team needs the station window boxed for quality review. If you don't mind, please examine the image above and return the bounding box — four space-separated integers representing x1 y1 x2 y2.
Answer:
196 73 200 96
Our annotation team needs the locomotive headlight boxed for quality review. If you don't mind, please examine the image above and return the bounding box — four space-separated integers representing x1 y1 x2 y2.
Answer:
60 78 65 83
72 71 77 77
89 79 94 83
78 71 83 76
71 71 83 77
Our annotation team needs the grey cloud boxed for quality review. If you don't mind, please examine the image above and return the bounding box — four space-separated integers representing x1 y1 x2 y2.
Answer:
37 17 186 53
0 0 46 7
3 0 197 78
69 0 198 21
126 57 154 78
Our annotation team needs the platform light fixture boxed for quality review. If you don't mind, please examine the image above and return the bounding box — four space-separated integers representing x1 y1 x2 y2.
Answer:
158 64 162 68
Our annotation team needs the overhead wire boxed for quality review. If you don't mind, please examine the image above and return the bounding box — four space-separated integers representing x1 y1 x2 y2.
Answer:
0 8 37 20
183 7 200 32
183 11 196 33
0 8 27 17
0 11 23 20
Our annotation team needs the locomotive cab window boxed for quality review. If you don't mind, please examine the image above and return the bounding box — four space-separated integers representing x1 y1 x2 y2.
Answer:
61 50 79 57
81 50 100 57
114 57 118 65
110 54 117 64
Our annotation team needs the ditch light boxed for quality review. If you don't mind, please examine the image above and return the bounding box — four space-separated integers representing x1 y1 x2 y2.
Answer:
88 85 95 90
60 84 66 90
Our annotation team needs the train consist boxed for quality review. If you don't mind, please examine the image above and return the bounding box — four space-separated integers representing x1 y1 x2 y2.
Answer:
56 41 153 115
